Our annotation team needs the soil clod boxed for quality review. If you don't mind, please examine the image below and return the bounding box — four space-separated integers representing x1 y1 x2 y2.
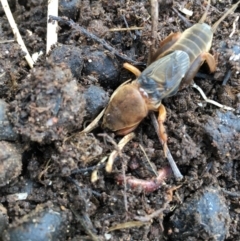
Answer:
170 186 230 241
0 141 22 187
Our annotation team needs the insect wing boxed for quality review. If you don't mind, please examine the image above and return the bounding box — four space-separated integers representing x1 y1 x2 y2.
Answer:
138 50 190 99
164 51 189 90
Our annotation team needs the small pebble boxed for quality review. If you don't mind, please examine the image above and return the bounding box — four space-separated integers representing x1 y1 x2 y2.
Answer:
170 186 230 241
0 141 22 187
84 85 109 118
3 206 68 241
0 99 18 141
204 110 240 160
0 204 8 238
50 45 84 78
59 0 81 20
82 49 120 88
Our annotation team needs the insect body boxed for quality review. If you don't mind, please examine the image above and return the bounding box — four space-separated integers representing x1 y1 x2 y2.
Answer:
152 1 240 89
103 50 190 136
102 1 240 154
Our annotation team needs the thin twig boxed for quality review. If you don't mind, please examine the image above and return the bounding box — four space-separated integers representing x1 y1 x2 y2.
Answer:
109 27 144 32
1 0 34 68
192 83 235 111
121 162 128 212
172 7 192 28
49 16 144 65
150 112 183 180
108 220 149 232
222 189 240 198
98 133 121 152
149 0 159 64
98 134 129 211
134 202 169 222
222 70 232 86
139 144 158 177
80 108 106 134
229 15 239 38
105 133 135 173
0 39 14 43
90 156 108 183
233 161 238 180
0 72 6 78
38 158 52 185
71 162 105 175
122 14 134 38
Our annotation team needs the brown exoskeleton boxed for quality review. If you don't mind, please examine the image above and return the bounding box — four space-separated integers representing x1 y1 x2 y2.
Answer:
103 51 190 153
102 0 240 154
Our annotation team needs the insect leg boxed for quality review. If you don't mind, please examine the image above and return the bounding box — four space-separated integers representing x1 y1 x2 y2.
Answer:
150 32 182 63
180 52 216 89
123 63 142 77
157 104 168 156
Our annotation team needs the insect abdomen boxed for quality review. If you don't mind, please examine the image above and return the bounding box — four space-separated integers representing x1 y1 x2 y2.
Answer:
163 23 213 63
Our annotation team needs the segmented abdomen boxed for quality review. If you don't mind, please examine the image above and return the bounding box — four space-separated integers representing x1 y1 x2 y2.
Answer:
163 23 213 63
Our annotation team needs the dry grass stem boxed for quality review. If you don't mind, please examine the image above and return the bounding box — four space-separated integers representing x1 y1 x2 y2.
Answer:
0 39 14 43
109 27 144 32
229 15 239 38
149 0 158 64
90 156 108 183
139 144 158 176
192 83 235 111
80 108 106 134
178 6 193 16
106 132 135 173
1 0 34 68
121 163 128 212
47 0 58 54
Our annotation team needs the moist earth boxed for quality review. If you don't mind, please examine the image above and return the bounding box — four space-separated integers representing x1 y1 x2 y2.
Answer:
0 0 240 241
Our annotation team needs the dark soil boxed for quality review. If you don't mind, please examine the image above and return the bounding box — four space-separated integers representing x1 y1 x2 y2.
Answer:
0 0 240 241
